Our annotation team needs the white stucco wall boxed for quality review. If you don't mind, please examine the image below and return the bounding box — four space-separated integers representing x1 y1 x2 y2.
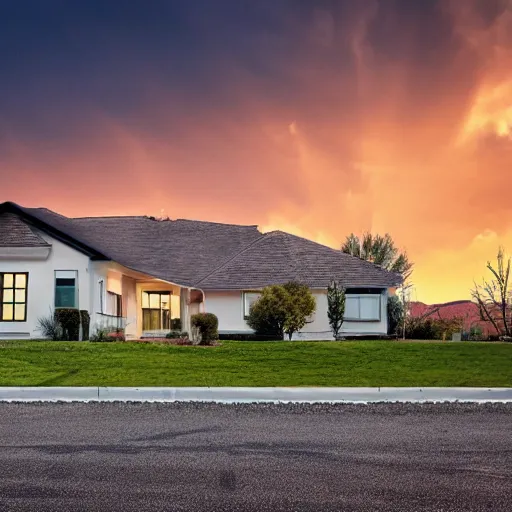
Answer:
292 289 388 340
0 231 93 339
205 289 389 340
205 291 248 333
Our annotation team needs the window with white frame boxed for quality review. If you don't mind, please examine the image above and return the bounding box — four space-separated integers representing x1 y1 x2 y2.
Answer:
243 291 261 318
344 294 381 321
55 271 78 308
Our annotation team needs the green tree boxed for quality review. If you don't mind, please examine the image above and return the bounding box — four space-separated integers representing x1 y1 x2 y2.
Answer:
386 295 404 336
247 282 316 340
341 233 413 281
327 280 346 340
282 282 316 340
247 285 289 336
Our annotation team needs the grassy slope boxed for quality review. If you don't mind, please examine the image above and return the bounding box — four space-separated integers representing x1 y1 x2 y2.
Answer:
0 340 511 387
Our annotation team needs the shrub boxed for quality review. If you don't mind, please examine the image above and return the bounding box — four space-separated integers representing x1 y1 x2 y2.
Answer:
191 313 218 345
282 282 316 340
405 316 463 340
247 282 316 340
165 331 189 339
387 296 404 336
327 281 346 340
170 318 182 331
54 309 81 341
37 313 64 341
80 310 90 341
90 327 113 342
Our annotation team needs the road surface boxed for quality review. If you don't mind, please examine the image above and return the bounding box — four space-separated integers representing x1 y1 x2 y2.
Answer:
0 402 511 511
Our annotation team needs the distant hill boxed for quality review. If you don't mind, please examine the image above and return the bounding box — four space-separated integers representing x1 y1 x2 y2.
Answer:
409 300 496 336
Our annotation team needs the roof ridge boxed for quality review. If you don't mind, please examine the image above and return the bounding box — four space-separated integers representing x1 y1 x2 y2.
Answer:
72 216 259 229
193 231 275 287
73 215 147 220
175 218 259 228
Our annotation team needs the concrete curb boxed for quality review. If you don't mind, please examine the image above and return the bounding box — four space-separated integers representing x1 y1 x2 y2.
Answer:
0 387 512 403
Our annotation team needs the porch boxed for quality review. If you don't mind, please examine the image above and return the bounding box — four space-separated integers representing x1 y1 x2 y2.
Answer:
91 263 204 340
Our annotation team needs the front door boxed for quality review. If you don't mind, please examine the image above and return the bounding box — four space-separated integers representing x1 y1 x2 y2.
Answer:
142 291 171 331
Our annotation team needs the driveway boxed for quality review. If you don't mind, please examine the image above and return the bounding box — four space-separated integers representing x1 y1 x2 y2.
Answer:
0 402 511 511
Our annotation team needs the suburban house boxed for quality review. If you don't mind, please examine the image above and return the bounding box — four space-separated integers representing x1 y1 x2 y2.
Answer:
0 201 401 340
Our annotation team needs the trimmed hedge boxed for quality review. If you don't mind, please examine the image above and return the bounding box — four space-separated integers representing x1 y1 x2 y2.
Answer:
191 313 218 345
54 309 81 341
80 310 90 341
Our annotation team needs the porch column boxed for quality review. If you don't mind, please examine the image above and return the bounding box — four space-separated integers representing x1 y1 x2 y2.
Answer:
180 288 190 334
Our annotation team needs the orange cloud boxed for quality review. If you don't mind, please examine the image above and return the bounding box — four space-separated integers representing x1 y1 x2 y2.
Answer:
1 1 512 304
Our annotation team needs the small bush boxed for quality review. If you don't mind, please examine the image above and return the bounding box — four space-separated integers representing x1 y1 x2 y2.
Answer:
37 313 64 341
54 309 81 341
165 331 188 339
191 313 218 345
405 316 463 340
91 327 113 342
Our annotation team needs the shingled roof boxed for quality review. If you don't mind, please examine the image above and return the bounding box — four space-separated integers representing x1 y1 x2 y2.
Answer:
0 202 401 289
196 231 401 289
0 212 50 247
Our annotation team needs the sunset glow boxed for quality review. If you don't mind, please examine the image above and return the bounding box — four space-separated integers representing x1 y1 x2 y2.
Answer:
1 0 512 303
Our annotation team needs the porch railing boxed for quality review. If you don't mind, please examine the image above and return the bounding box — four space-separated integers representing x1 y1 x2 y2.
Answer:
96 313 127 331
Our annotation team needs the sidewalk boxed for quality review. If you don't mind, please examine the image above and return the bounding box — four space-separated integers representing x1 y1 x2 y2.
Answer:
0 387 511 403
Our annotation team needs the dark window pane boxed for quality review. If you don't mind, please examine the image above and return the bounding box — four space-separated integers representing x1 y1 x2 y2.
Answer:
56 287 76 308
162 309 170 330
56 278 75 287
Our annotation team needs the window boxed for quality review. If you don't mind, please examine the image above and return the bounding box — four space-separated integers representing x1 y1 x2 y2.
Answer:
107 291 122 317
142 291 171 330
243 291 261 318
55 271 78 308
344 295 381 321
0 273 28 322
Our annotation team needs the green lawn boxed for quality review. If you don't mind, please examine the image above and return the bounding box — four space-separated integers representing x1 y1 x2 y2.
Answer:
0 340 511 387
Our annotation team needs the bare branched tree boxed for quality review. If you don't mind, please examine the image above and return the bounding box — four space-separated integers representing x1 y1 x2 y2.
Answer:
471 247 512 337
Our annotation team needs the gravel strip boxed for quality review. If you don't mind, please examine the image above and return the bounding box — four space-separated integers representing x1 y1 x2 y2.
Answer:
1 401 512 414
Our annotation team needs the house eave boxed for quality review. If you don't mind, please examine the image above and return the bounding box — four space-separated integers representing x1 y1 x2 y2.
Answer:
0 202 109 260
0 246 52 260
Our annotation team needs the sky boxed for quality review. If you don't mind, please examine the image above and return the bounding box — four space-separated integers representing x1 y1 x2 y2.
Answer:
1 0 511 304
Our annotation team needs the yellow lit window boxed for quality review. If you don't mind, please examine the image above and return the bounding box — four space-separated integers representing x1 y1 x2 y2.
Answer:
1 273 28 322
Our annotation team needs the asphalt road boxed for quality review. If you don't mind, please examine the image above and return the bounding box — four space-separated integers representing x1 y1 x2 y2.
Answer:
0 403 511 512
